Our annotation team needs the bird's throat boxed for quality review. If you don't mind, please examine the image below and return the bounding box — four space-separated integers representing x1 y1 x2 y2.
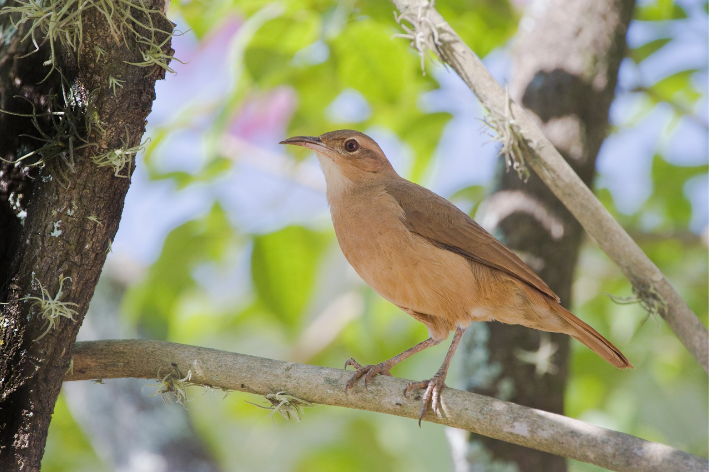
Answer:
316 153 357 205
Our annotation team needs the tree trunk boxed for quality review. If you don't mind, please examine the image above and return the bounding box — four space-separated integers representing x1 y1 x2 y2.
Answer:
458 0 635 470
0 2 174 469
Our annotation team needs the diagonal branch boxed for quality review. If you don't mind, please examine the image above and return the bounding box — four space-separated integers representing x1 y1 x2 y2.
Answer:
66 340 707 472
389 0 708 373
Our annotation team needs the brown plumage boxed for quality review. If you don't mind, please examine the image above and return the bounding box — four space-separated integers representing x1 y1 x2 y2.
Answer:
280 130 631 423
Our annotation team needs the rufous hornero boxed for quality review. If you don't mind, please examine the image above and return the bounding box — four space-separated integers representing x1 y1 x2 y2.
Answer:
280 130 631 425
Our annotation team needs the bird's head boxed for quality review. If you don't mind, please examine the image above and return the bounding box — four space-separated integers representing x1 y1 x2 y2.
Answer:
280 130 396 188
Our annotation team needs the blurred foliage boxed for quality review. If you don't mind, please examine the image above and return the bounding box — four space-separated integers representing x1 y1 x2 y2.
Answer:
294 419 399 472
627 37 671 64
44 0 707 471
142 0 519 184
41 394 106 472
251 225 329 332
122 204 240 339
634 0 687 21
628 0 705 125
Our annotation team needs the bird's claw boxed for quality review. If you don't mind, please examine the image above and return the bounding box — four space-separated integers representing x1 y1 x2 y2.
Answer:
344 358 393 393
344 358 363 370
404 375 447 426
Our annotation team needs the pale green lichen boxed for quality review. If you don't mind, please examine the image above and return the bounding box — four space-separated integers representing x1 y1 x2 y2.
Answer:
94 44 106 62
11 275 79 340
90 128 146 177
147 365 195 407
124 33 184 75
1 0 178 81
609 280 668 325
0 0 178 183
108 75 125 96
50 220 62 237
0 88 99 187
483 85 531 182
245 392 318 424
393 0 444 75
1 0 90 81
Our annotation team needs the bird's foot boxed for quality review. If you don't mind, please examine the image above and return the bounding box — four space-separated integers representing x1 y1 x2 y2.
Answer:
404 374 448 426
344 358 393 393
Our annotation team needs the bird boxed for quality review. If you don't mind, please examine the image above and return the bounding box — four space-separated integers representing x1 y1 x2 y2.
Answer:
280 129 632 424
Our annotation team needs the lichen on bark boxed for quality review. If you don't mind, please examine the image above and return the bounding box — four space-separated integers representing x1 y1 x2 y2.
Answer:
0 0 175 468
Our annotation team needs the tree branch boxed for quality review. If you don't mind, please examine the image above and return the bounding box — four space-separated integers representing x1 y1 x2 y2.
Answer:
66 340 706 472
389 0 708 373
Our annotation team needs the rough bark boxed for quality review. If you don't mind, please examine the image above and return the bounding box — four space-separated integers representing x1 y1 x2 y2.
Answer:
0 2 173 469
460 0 636 470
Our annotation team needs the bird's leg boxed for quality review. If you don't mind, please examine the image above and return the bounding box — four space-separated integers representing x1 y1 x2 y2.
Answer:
344 337 441 392
404 326 467 426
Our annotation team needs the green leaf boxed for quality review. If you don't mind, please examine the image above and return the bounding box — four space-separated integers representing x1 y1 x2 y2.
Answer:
249 12 321 54
401 111 451 182
567 375 606 417
244 48 292 84
635 0 687 21
445 5 518 58
331 19 408 104
651 69 698 98
645 69 702 110
288 61 341 131
154 157 233 189
172 0 236 39
646 154 708 228
251 226 328 330
450 185 487 216
629 38 672 64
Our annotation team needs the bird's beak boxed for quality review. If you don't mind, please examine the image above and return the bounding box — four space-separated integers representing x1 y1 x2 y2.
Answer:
279 135 325 152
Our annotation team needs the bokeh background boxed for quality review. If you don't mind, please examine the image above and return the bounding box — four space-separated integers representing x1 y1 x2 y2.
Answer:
43 0 707 470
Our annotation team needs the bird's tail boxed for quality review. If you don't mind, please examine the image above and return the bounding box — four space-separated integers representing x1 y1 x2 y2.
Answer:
553 304 633 369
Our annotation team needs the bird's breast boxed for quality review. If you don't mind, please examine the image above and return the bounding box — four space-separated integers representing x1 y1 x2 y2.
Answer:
330 189 480 327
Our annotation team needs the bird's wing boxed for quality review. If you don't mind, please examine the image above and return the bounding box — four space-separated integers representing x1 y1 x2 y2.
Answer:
386 179 560 302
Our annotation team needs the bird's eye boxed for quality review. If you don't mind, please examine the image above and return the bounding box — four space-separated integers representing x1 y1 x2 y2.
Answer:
344 139 359 153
